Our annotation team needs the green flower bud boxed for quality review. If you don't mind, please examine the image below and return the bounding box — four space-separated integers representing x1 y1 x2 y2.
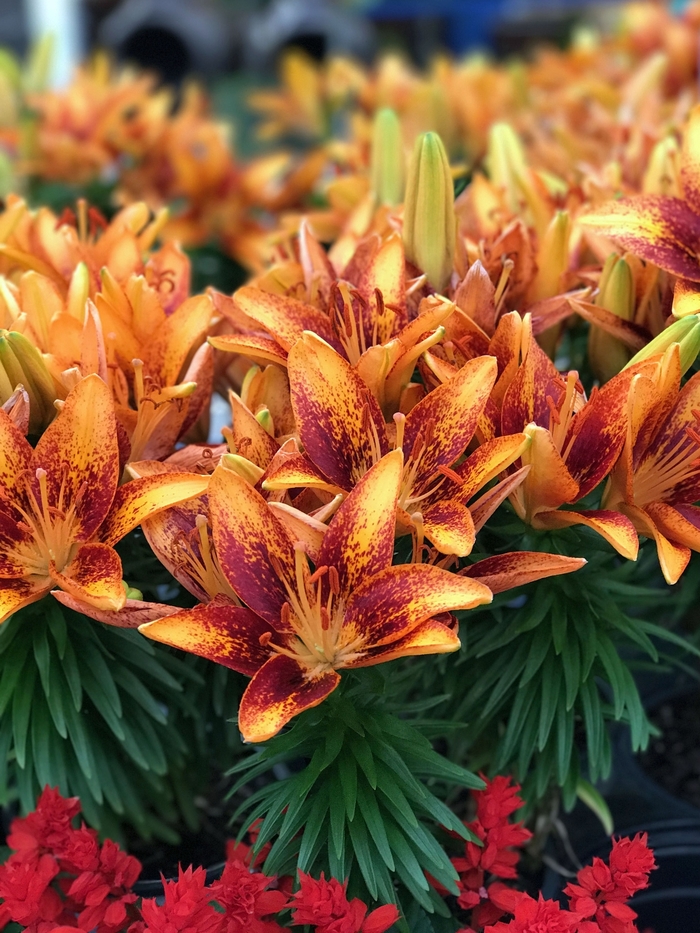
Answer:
589 255 635 382
624 313 700 375
370 108 404 206
403 131 455 293
0 329 56 433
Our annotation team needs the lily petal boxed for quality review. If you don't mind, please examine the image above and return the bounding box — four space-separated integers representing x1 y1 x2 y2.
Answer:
646 501 700 552
209 465 298 629
518 425 579 519
462 552 586 594
421 499 476 556
343 563 492 649
31 374 119 541
50 542 125 611
623 503 689 584
142 294 214 386
580 196 700 281
533 508 639 560
99 473 210 546
403 355 498 492
230 393 279 469
233 286 340 351
207 333 289 367
351 616 460 666
52 591 179 627
262 453 343 494
288 332 389 488
238 654 340 743
470 465 531 533
456 434 530 502
140 600 275 674
0 577 49 625
267 502 327 563
318 450 403 598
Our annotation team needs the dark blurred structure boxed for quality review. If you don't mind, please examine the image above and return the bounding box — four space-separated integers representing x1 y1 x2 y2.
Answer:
96 0 230 83
243 0 376 70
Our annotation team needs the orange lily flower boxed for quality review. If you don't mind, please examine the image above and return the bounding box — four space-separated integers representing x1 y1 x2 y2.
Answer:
141 450 493 742
262 333 529 556
579 103 700 282
482 313 640 557
211 228 452 416
0 375 209 624
602 344 700 583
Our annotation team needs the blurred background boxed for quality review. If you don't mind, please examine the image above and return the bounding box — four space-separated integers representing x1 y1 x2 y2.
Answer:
5 0 683 92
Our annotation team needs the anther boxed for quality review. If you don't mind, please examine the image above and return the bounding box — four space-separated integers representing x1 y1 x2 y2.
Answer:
328 566 340 595
259 632 273 647
308 565 329 586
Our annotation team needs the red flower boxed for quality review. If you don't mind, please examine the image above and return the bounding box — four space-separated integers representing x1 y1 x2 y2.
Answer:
475 776 527 832
7 787 81 860
139 866 224 933
564 834 656 933
0 852 65 928
291 872 399 933
484 894 580 932
68 838 141 933
209 858 288 933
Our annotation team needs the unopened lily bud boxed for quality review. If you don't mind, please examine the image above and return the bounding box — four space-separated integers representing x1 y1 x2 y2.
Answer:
643 136 681 196
486 122 528 216
122 582 144 601
255 407 275 436
589 255 635 382
370 108 404 206
221 453 265 486
66 263 90 321
403 131 455 293
0 329 56 433
528 211 570 303
625 313 700 375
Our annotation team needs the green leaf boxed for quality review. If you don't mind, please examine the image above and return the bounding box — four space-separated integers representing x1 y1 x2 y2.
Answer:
297 785 330 871
356 775 394 870
33 625 51 698
375 763 419 829
339 752 358 821
538 651 562 750
77 641 122 717
551 599 567 655
555 703 574 786
579 678 603 773
0 641 28 717
46 663 68 738
347 811 378 899
596 634 626 719
12 662 36 769
60 640 83 711
479 641 529 719
81 668 125 741
348 734 377 789
329 770 346 861
521 624 553 686
30 694 54 788
577 778 613 836
111 667 167 725
561 635 581 711
47 601 68 658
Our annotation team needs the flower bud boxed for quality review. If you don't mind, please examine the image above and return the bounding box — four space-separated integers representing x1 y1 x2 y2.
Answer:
370 108 404 206
255 407 275 436
487 122 528 216
528 211 570 304
624 313 700 375
0 329 56 433
643 136 681 196
403 131 455 293
589 255 635 381
221 453 265 486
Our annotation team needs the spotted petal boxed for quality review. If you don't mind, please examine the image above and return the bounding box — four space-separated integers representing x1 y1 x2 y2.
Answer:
288 332 389 488
421 500 476 556
140 600 275 674
52 591 179 628
318 450 403 599
207 333 288 367
50 542 125 612
403 355 498 494
343 563 492 650
30 374 119 541
209 465 298 629
238 654 341 743
99 473 210 547
623 503 689 584
230 393 279 469
351 616 460 667
579 196 700 281
462 552 586 594
0 578 49 625
532 508 639 560
142 294 214 386
233 286 339 351
455 434 529 502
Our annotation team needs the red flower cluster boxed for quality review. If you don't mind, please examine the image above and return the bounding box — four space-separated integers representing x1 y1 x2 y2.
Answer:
0 788 401 933
434 777 656 933
444 775 533 929
290 872 399 933
0 787 140 933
